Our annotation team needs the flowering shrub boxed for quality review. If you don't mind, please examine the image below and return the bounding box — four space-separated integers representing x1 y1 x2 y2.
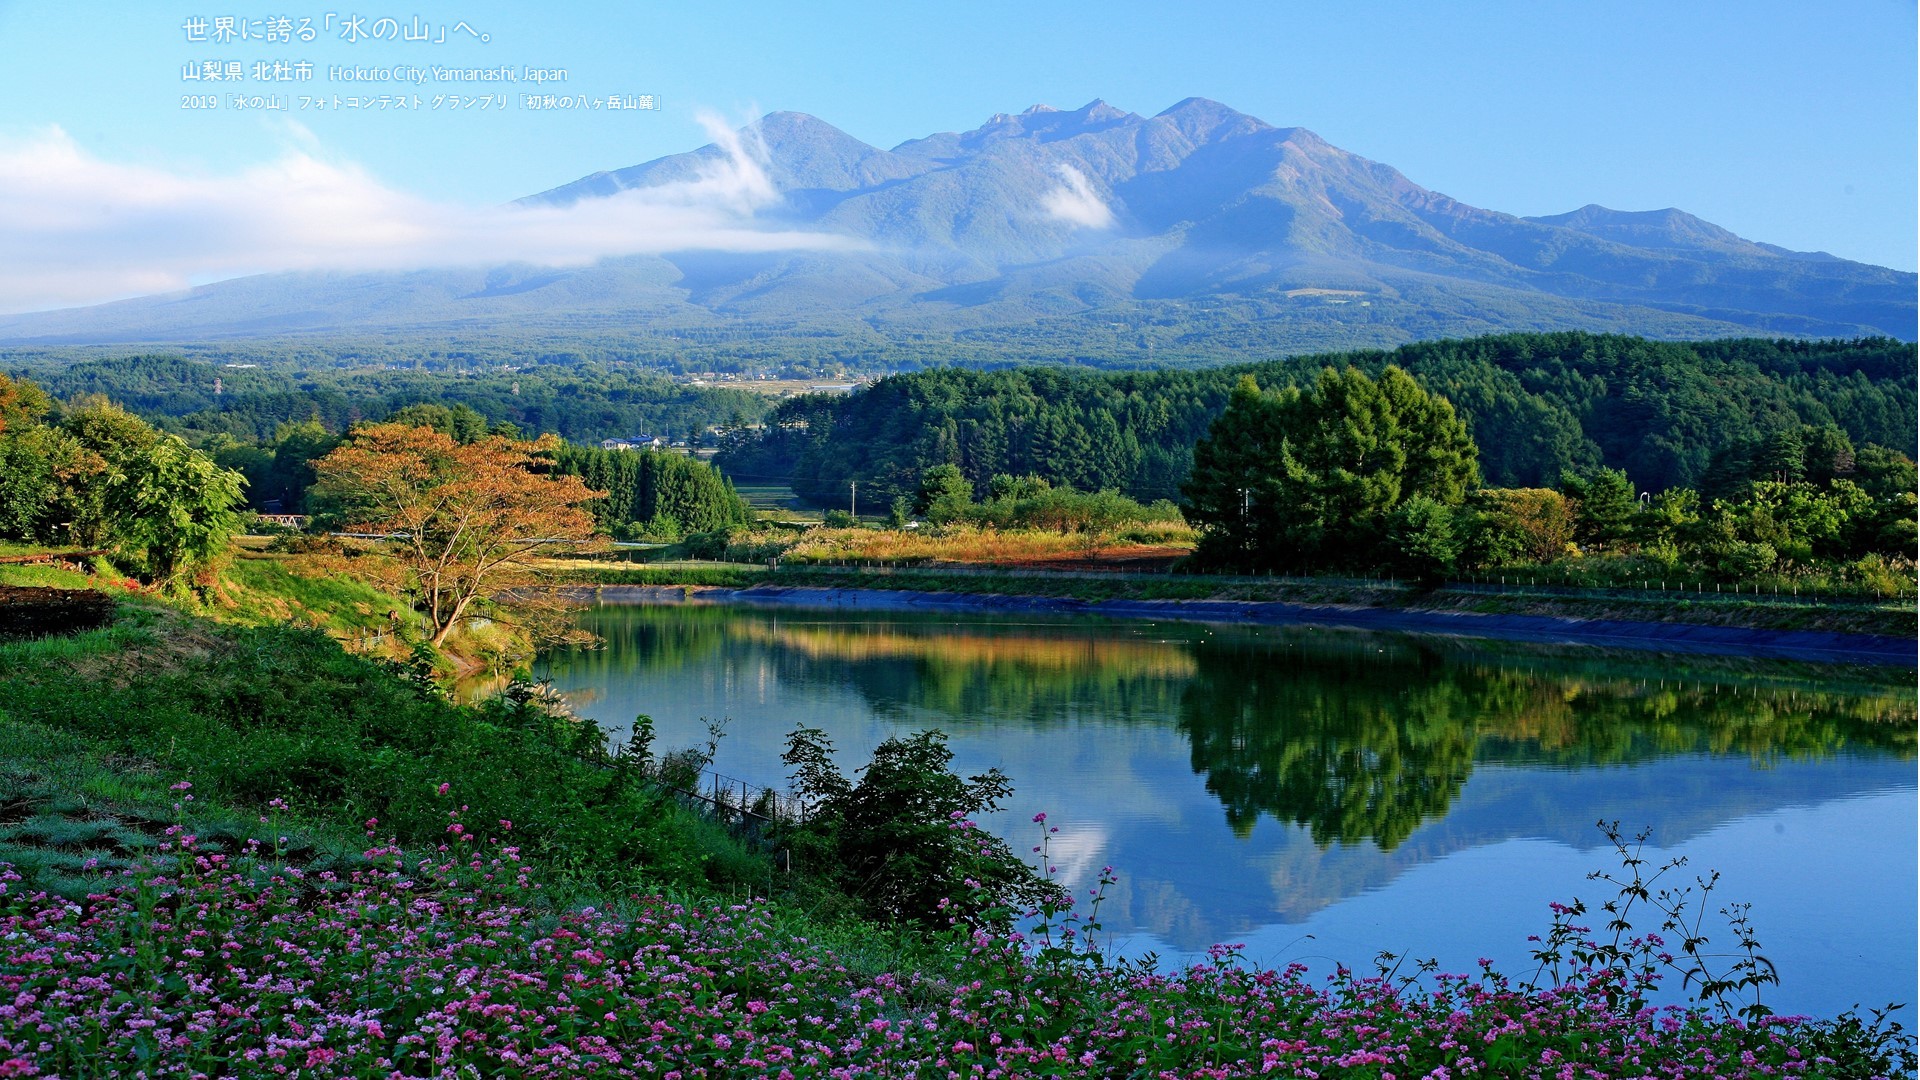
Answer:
0 809 1886 1079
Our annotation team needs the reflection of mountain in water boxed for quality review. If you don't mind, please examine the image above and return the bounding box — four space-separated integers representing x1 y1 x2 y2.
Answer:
538 602 1916 946
1105 756 1914 942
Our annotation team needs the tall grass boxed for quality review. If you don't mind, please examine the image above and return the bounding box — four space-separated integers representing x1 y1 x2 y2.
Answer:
780 523 1196 567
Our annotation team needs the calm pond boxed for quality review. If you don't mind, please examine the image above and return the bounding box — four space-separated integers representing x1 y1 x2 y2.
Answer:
535 598 1917 1018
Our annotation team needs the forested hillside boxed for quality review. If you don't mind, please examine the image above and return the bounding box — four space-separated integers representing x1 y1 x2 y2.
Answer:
719 333 1917 505
5 355 774 445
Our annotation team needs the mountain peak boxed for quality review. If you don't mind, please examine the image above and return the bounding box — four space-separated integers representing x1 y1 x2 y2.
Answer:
1526 203 1758 254
1013 100 1126 120
956 99 1138 146
753 110 871 146
1153 96 1271 143
378 97 1915 350
1157 96 1235 116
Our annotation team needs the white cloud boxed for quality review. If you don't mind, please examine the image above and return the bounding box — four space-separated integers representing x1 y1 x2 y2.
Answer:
1036 821 1112 892
1040 163 1115 230
0 114 858 315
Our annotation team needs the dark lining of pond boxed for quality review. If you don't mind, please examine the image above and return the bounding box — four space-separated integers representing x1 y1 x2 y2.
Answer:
535 600 1917 1018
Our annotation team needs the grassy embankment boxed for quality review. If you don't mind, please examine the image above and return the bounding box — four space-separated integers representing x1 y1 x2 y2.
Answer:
1 545 1914 1075
0 576 778 900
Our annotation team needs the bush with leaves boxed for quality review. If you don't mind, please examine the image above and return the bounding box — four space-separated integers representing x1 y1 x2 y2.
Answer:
0 392 245 585
780 726 1063 929
972 476 1182 535
1383 495 1463 585
915 464 975 525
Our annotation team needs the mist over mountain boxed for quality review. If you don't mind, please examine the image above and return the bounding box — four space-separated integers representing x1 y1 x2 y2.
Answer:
3 98 1910 360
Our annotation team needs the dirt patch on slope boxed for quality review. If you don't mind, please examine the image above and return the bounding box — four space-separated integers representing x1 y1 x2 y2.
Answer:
0 586 116 638
57 612 228 688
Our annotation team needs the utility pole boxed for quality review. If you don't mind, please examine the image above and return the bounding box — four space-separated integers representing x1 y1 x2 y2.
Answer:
849 480 857 521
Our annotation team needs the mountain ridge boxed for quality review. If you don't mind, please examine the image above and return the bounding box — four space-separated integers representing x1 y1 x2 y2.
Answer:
2 98 1909 356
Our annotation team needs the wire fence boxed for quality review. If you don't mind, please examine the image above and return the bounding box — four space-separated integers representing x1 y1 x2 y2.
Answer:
627 760 809 849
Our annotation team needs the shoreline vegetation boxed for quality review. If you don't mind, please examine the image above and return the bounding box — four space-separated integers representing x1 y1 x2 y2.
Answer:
547 557 1918 653
562 578 1920 667
0 573 1913 1076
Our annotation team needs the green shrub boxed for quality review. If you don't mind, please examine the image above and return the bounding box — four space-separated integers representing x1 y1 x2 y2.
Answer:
779 726 1062 929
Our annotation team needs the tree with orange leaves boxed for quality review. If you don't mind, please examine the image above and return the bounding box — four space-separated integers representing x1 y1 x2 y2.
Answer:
310 424 603 647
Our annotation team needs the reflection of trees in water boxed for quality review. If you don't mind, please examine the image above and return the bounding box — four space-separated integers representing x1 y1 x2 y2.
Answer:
1476 675 1918 767
557 605 1197 726
1176 637 1916 851
545 604 740 684
548 606 1916 852
742 619 1195 726
1178 641 1479 848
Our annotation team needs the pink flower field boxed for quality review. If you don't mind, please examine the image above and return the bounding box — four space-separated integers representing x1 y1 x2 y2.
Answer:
0 813 1875 1080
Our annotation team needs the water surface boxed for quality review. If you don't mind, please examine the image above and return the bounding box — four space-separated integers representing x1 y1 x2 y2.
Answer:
536 600 1917 1018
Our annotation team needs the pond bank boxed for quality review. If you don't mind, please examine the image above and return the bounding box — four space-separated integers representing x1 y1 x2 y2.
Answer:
570 583 1918 667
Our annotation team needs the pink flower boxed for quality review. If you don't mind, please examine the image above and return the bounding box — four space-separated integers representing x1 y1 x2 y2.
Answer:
1031 812 1046 823
436 783 450 795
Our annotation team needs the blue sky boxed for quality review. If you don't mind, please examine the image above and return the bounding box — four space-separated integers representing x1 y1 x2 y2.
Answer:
0 1 1912 310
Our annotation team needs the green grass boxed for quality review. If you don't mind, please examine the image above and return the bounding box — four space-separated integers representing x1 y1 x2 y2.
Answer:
0 709 333 897
220 554 404 634
0 559 131 591
731 482 817 514
0 608 795 905
562 564 773 587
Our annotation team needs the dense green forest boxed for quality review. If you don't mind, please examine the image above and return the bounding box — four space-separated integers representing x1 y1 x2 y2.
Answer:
718 333 1917 506
19 335 1912 512
8 334 1914 577
4 354 775 445
550 443 752 539
1178 365 1914 585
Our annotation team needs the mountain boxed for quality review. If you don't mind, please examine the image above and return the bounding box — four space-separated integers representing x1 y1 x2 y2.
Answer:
2 99 1910 362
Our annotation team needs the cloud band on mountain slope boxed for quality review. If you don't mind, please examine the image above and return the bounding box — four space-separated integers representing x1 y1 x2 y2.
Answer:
0 116 858 315
1039 163 1115 230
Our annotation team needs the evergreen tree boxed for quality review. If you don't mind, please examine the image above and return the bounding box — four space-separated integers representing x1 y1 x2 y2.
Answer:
1560 467 1638 551
550 444 749 535
1185 367 1478 571
915 464 974 524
